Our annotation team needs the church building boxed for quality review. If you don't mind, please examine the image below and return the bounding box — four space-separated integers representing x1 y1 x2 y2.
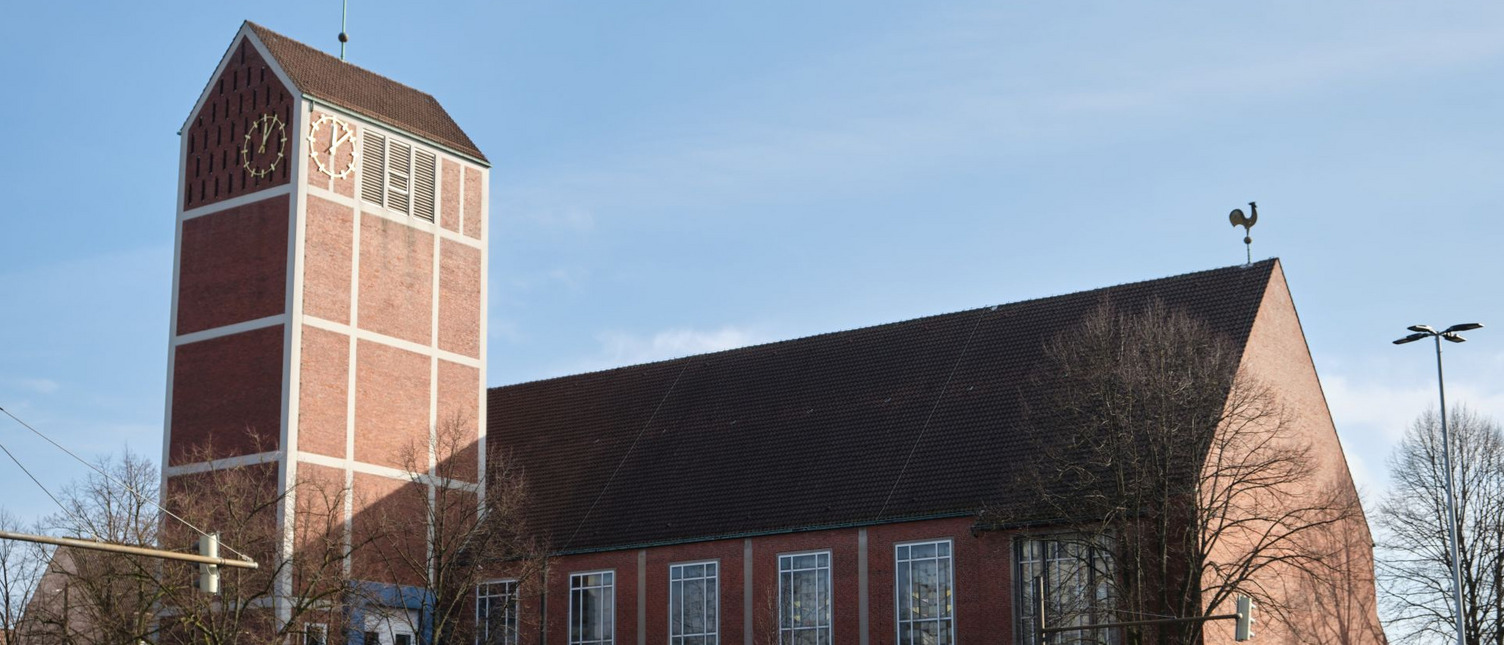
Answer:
162 22 1385 645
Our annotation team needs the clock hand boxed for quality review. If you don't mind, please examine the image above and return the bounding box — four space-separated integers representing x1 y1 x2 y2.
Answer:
332 129 354 150
259 124 273 154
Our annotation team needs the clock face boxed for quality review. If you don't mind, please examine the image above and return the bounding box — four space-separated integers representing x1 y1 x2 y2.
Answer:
307 114 359 179
241 113 288 178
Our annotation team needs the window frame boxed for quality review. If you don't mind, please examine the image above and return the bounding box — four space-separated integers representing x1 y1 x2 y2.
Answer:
477 578 520 645
303 623 328 645
1015 535 1116 645
569 570 616 645
668 559 720 645
893 538 955 645
777 550 833 645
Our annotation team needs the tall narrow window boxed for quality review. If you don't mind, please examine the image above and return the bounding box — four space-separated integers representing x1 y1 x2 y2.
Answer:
1016 537 1115 645
413 149 438 221
570 571 615 645
896 540 954 645
360 132 386 204
477 580 519 645
778 551 831 645
670 561 719 645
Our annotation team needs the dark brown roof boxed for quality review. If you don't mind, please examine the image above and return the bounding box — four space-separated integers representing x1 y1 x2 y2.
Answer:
488 260 1278 553
245 22 486 162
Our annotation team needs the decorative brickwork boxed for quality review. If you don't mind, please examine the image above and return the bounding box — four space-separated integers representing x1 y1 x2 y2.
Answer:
183 38 294 210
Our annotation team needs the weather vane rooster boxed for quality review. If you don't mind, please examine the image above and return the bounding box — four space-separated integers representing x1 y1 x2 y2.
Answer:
1229 201 1257 265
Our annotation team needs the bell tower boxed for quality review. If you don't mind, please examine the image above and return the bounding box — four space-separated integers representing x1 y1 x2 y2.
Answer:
163 20 489 620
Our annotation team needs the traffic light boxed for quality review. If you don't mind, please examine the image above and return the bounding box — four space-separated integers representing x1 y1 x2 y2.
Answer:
194 532 220 594
1235 594 1256 641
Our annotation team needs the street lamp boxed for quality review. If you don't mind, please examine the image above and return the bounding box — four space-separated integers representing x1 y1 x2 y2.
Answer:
1394 321 1484 645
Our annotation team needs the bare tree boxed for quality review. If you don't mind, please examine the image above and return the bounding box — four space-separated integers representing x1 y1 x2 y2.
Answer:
0 507 46 643
1377 407 1504 645
984 299 1363 644
156 450 370 645
364 415 545 645
23 448 166 645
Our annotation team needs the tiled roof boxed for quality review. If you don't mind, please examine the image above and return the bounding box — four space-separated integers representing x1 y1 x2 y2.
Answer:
488 260 1278 553
245 22 486 162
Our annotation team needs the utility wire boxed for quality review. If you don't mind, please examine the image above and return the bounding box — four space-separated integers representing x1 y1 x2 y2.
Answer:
0 432 101 541
0 406 253 562
876 306 990 520
562 361 690 549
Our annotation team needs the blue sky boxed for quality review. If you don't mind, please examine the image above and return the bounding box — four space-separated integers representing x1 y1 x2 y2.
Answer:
1 1 1502 538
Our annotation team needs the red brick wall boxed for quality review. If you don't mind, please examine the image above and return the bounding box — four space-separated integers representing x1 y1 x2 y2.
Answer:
438 239 482 358
350 473 427 587
441 159 462 233
176 195 289 335
1225 261 1386 645
354 340 430 469
502 516 1024 645
436 360 480 482
357 212 434 345
169 326 284 465
298 325 349 459
183 38 294 210
463 166 483 239
302 195 354 324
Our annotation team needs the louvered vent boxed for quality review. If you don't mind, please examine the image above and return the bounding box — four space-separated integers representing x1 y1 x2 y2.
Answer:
413 149 437 221
387 140 412 214
361 133 386 204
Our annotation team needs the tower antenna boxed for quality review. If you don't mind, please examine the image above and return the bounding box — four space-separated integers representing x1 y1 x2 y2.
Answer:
1228 201 1258 264
338 0 350 60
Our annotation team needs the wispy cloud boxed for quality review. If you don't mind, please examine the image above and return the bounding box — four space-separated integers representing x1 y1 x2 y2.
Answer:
496 15 1504 221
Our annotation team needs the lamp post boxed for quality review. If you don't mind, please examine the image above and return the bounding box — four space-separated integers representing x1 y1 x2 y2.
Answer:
1394 322 1484 645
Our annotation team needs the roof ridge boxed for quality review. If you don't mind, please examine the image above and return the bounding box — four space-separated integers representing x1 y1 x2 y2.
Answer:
241 20 486 162
490 259 1278 390
243 21 441 103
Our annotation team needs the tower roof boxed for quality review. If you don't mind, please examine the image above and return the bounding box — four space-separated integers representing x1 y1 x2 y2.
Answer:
488 260 1281 553
244 22 486 163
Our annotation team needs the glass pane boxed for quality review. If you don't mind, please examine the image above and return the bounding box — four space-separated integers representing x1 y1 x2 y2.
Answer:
780 573 792 628
671 580 683 635
582 588 600 640
706 580 718 630
707 562 717 576
672 567 682 581
796 571 816 626
938 542 949 557
817 553 829 568
793 555 815 570
820 569 834 624
602 587 614 639
685 580 704 633
897 562 911 620
912 543 936 559
897 545 909 560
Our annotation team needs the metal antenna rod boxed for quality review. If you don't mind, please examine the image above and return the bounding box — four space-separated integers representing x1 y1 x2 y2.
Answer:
339 0 350 60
